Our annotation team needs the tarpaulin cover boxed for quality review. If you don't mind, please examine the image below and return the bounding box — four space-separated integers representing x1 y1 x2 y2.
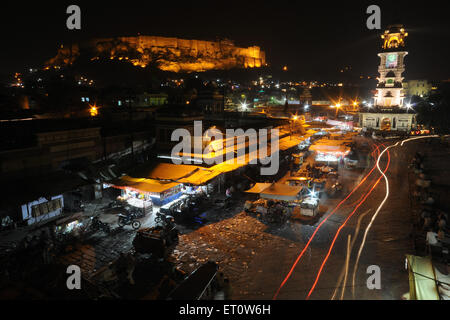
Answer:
112 176 180 194
406 254 440 300
246 183 303 201
260 183 303 201
245 183 273 194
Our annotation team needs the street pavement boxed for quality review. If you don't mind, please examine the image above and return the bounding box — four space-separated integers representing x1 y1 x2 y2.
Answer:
174 137 426 300
235 138 423 299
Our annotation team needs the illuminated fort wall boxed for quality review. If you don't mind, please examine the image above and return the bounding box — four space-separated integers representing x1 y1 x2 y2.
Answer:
87 36 266 72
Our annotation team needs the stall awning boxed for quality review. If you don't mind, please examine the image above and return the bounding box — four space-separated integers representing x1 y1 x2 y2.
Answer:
112 176 180 194
245 183 272 194
246 183 303 201
278 136 308 151
261 183 303 201
128 162 226 186
145 163 201 181
406 254 440 300
309 142 351 155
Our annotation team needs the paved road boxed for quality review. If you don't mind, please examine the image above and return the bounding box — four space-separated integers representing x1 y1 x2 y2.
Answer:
233 137 425 300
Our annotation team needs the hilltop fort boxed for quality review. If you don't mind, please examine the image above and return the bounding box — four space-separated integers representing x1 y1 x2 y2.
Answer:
46 36 267 73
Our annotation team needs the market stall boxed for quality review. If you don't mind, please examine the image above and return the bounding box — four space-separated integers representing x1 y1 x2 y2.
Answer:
309 139 351 165
245 183 303 202
112 175 182 207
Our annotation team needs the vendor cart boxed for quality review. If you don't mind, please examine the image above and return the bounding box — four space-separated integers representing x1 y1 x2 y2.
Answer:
300 197 319 217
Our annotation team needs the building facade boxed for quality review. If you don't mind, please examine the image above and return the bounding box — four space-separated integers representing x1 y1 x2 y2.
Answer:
403 80 433 97
359 24 416 131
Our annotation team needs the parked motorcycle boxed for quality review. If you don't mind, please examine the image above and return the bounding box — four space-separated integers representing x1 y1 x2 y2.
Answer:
154 212 175 226
126 206 147 219
118 212 141 230
91 216 111 234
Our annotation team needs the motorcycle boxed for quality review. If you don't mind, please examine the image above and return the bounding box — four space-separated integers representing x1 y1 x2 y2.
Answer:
126 206 147 219
118 212 141 230
91 216 111 234
154 212 175 226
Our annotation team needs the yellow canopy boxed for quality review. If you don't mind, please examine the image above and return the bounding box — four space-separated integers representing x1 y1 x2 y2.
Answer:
406 254 440 300
112 176 180 194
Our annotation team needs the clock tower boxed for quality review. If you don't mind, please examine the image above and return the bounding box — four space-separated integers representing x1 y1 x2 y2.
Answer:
359 24 416 132
375 24 408 109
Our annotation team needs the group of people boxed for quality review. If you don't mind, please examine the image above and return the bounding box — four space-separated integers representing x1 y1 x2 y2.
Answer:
412 152 450 257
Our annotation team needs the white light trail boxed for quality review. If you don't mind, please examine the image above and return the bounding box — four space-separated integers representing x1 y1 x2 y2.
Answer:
400 135 439 146
331 209 371 300
351 135 439 299
351 141 397 298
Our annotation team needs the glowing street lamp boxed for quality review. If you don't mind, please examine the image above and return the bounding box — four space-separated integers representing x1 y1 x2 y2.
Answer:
309 187 318 200
89 105 99 117
406 103 412 113
240 101 248 111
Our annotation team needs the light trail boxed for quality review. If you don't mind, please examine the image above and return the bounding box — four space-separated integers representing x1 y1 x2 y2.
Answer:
340 145 381 209
351 134 439 299
340 234 352 300
331 209 371 300
272 142 381 300
400 135 439 146
305 147 391 300
330 144 385 299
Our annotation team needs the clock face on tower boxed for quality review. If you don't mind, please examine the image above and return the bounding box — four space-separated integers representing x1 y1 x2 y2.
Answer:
386 53 398 68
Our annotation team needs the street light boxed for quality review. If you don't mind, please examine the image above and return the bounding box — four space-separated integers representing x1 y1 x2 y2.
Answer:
309 187 318 200
406 103 412 113
89 105 99 117
333 103 341 118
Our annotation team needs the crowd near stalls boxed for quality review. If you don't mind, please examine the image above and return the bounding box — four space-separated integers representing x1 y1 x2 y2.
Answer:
241 120 361 224
407 147 450 300
309 131 356 166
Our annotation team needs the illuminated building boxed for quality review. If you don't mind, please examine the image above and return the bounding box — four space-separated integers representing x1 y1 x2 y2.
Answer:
403 80 433 97
359 24 416 131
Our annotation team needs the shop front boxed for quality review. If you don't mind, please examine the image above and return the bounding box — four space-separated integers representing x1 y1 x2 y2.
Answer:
111 176 183 208
118 188 154 213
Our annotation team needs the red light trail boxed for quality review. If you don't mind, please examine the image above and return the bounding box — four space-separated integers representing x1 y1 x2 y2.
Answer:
272 142 382 300
340 144 384 209
305 145 391 299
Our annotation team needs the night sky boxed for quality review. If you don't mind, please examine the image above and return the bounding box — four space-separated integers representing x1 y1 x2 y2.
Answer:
1 0 449 81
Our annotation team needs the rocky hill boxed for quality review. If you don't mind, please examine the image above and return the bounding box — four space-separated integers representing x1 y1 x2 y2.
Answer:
46 36 267 73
